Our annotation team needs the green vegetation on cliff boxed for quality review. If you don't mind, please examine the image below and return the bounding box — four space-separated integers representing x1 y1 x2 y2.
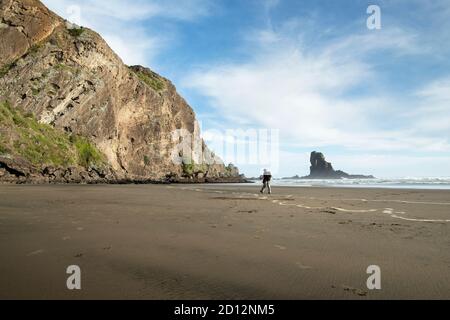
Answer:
0 62 15 78
182 161 210 178
130 67 165 91
68 27 85 38
0 101 105 168
71 135 104 168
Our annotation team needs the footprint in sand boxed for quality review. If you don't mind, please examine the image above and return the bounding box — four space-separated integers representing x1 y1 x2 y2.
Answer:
27 249 44 256
238 210 257 214
295 262 312 270
342 285 368 296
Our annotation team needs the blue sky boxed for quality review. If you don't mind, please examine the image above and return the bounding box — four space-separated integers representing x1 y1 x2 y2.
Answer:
43 0 450 178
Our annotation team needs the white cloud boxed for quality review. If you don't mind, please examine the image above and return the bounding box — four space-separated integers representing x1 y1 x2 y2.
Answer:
411 77 450 132
417 77 450 103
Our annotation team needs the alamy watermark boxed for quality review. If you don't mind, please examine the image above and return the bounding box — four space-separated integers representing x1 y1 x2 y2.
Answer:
170 122 280 175
367 5 382 30
66 265 81 290
366 265 381 290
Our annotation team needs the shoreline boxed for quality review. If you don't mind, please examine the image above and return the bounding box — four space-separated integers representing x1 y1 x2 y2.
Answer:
2 180 450 191
0 177 252 186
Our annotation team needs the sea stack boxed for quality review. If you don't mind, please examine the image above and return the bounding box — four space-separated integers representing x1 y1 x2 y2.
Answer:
302 151 375 179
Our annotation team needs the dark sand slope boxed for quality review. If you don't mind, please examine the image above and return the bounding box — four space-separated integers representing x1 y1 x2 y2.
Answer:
0 185 449 299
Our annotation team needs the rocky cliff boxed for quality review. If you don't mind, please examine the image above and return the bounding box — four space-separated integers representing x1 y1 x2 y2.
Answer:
0 0 241 183
301 151 375 179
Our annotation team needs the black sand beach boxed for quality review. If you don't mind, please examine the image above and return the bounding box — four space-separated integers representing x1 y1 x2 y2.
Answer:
0 184 449 299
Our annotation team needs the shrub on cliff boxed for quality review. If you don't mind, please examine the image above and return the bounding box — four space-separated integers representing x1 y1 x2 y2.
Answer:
0 101 105 169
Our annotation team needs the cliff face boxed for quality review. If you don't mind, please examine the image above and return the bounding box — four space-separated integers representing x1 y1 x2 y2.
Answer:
302 151 375 179
0 0 239 183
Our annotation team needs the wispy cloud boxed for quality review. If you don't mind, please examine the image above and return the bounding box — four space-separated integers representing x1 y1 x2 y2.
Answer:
412 77 450 132
184 21 450 153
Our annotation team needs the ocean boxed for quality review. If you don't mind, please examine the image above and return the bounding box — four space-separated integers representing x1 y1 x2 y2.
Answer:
268 177 450 190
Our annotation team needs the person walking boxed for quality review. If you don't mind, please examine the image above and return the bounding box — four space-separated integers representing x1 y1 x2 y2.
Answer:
260 169 272 194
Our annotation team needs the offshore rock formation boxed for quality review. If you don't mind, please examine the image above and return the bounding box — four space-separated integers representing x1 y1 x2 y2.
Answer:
0 0 242 183
301 151 375 179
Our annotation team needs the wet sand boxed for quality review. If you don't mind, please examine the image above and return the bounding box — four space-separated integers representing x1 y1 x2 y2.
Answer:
0 184 449 299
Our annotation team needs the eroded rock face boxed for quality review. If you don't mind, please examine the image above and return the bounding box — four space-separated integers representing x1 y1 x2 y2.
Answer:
309 151 335 177
0 0 61 66
0 0 240 183
302 151 375 179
